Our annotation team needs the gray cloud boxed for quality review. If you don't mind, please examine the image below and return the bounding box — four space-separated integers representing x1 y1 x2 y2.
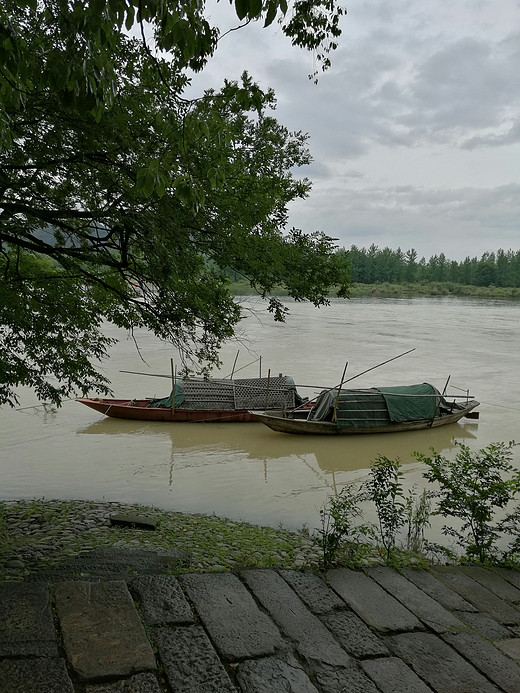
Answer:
188 0 520 258
288 181 520 258
462 119 520 149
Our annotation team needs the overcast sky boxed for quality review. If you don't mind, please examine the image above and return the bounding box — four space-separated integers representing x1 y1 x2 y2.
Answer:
188 0 520 261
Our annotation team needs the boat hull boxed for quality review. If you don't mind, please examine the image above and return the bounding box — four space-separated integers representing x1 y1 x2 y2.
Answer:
76 398 258 422
252 400 480 435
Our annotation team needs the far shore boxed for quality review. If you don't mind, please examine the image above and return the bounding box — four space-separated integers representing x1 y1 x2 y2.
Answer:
228 280 520 301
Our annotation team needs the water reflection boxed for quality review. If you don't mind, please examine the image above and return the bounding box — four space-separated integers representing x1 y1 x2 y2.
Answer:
78 417 478 476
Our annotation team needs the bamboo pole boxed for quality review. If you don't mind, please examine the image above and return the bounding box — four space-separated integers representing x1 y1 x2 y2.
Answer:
264 369 271 410
343 348 416 385
332 362 348 423
229 350 240 379
121 350 416 385
174 359 175 414
118 369 473 399
223 356 260 378
290 347 418 413
440 375 452 414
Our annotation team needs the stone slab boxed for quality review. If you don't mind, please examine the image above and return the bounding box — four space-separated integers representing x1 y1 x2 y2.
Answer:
494 567 520 591
360 657 432 693
400 568 477 612
366 566 463 633
453 610 513 639
0 582 58 657
154 625 236 692
180 572 283 660
443 630 520 693
241 568 352 666
131 575 194 625
311 661 379 693
458 565 520 603
432 566 520 625
325 568 423 633
279 569 345 614
386 632 501 692
495 638 520 661
0 657 74 693
110 512 157 529
54 580 156 680
86 673 162 693
30 547 190 581
237 657 319 693
321 611 389 658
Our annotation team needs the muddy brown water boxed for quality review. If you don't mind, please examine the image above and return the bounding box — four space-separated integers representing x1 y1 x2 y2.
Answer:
2 296 519 541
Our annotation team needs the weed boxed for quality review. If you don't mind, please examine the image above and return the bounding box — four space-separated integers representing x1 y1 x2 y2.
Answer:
365 456 406 561
405 488 432 554
319 482 368 568
415 440 520 563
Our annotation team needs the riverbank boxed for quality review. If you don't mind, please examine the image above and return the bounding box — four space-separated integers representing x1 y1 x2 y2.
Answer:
0 499 323 582
4 536 520 692
228 279 520 300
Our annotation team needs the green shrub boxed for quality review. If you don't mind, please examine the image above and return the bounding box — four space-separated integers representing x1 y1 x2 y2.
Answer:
319 456 433 567
415 441 520 563
319 483 369 568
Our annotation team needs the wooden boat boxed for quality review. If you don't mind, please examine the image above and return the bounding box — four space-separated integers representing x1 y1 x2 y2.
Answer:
252 383 480 435
76 375 301 423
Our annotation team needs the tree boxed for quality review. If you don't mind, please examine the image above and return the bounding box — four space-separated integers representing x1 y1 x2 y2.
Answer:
0 0 348 406
404 248 417 283
475 253 497 287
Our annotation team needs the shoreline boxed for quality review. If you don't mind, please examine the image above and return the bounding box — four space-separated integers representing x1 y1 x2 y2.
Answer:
0 498 322 582
228 282 520 301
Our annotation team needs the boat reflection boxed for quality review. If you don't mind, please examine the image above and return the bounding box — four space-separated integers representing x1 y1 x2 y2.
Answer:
78 417 478 475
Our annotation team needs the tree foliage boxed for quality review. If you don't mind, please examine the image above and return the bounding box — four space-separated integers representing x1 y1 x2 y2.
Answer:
0 0 348 406
346 245 520 288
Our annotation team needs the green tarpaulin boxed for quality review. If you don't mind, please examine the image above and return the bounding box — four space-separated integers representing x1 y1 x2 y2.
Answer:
309 383 441 429
148 381 185 409
377 383 440 423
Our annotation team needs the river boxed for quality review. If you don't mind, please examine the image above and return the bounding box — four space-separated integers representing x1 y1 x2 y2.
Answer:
2 296 519 540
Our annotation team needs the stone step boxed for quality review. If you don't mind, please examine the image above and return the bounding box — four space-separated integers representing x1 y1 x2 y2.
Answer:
54 580 157 681
26 547 191 582
3 566 520 693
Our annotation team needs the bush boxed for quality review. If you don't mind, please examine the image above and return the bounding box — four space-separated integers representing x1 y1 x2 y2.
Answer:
415 441 519 563
320 440 520 568
319 456 432 567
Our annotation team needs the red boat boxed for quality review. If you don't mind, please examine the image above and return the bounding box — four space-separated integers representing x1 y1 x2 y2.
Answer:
76 375 300 423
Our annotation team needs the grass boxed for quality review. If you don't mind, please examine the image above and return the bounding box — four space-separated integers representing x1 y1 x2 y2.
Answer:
0 499 319 581
348 282 520 299
0 505 8 554
0 499 438 581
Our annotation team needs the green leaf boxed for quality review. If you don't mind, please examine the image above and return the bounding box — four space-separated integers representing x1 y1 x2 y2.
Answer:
174 178 192 205
136 168 155 197
124 6 135 31
235 0 249 21
248 0 262 18
264 2 278 27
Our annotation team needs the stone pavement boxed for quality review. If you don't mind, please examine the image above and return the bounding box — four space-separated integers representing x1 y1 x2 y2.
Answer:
2 555 520 692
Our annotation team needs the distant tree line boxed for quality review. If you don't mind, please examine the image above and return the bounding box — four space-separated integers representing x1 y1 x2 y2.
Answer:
344 245 520 287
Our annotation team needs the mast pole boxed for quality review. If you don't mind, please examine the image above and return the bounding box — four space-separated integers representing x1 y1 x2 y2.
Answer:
170 359 176 415
332 362 348 423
